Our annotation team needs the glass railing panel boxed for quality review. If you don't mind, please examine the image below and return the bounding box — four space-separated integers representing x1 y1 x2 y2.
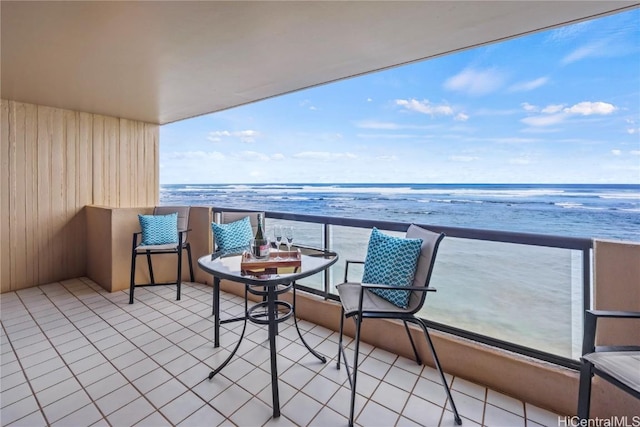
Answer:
325 225 583 360
423 238 583 359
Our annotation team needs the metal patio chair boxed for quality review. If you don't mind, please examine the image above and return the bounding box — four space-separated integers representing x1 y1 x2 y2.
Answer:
577 310 640 419
129 206 194 303
336 224 462 426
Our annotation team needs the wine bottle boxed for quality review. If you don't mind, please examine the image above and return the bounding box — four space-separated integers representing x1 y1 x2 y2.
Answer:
255 213 265 240
253 214 269 259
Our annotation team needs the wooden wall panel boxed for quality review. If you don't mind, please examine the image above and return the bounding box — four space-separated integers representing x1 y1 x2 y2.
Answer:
1 100 159 292
1 101 11 290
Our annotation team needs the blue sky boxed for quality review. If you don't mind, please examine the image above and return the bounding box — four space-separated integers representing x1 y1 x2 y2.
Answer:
161 9 640 184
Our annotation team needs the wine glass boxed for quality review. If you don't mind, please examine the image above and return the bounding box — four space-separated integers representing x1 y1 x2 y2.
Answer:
273 225 283 260
284 226 294 258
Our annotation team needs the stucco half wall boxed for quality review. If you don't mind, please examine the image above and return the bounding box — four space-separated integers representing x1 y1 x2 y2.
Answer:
86 205 212 292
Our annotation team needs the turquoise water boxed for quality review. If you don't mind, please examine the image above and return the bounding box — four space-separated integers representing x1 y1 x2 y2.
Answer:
161 183 639 358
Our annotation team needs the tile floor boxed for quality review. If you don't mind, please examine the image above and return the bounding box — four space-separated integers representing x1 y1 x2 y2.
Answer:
1 278 564 427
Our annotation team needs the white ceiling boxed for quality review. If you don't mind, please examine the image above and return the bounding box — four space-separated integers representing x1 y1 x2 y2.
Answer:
2 1 638 125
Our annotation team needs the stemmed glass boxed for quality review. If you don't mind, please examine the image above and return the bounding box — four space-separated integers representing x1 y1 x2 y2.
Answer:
284 226 294 258
273 225 283 260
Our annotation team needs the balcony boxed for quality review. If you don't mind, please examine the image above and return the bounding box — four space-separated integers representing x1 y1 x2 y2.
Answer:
1 278 563 426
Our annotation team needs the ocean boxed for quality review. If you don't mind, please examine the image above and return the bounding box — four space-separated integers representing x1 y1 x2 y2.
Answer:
161 183 640 241
160 183 640 359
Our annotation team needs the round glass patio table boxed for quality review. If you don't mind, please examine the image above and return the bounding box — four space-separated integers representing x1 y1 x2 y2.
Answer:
197 246 338 418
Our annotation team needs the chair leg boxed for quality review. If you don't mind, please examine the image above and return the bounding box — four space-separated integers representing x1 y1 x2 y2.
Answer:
404 320 422 365
337 307 345 369
348 314 363 427
415 319 462 425
146 251 155 285
176 247 183 301
129 251 137 304
577 361 593 420
186 243 195 282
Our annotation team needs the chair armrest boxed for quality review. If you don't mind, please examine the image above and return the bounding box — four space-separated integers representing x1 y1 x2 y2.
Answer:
344 260 365 282
361 283 437 293
582 310 640 355
587 310 640 319
131 231 142 250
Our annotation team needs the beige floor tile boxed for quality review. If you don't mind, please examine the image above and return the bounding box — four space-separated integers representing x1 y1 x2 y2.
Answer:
229 396 273 427
106 396 155 427
1 396 40 426
1 281 569 427
42 389 91 424
209 383 253 417
176 404 225 427
50 403 103 427
357 399 401 427
281 391 323 426
483 403 526 427
310 406 349 427
134 411 173 427
372 381 411 413
486 389 525 416
35 377 83 407
401 394 444 426
146 378 189 409
5 408 47 427
159 390 206 425
302 373 341 404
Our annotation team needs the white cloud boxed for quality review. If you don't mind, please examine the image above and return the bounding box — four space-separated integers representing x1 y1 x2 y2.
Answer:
233 151 270 161
208 130 259 143
542 104 565 114
377 155 398 161
521 103 539 112
450 155 478 162
367 98 373 102
293 151 357 161
562 41 607 64
611 150 622 156
444 67 505 96
490 137 540 144
547 21 591 42
509 77 549 92
521 101 618 127
299 100 317 110
356 120 402 130
395 99 454 116
454 113 469 122
630 150 640 155
521 114 566 127
163 151 225 161
356 133 430 139
563 101 616 116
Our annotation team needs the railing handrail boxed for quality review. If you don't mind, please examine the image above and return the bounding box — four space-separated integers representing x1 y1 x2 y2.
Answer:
211 206 594 250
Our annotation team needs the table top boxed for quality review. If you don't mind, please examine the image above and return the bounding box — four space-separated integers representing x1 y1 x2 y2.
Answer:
198 246 338 286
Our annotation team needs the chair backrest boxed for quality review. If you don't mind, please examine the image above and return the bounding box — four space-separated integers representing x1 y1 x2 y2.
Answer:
153 206 190 242
405 224 445 313
214 211 265 249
